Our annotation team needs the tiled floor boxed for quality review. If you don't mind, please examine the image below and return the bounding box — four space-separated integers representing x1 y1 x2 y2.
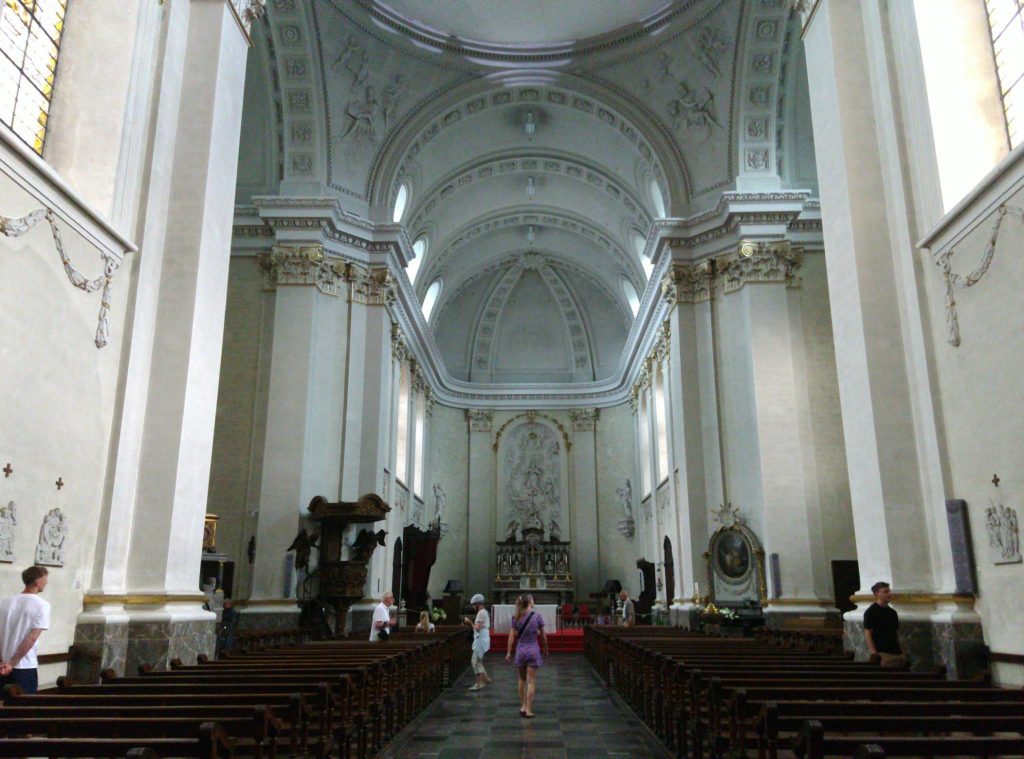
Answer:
380 653 671 759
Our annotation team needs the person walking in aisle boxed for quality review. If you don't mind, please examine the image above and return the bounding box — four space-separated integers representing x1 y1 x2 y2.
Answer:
506 593 549 717
464 593 492 689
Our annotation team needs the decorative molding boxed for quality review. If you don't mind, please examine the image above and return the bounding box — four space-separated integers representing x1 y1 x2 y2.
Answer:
933 204 1016 348
465 408 494 432
492 411 572 453
391 322 410 363
569 408 598 432
82 593 210 606
229 0 267 38
1 208 123 349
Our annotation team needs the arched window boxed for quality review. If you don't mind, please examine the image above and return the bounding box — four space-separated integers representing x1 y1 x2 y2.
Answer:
405 235 428 285
421 278 442 321
392 182 410 223
649 177 666 217
395 362 411 484
654 366 669 482
622 278 640 317
0 0 68 155
986 0 1024 148
413 392 426 497
639 391 652 497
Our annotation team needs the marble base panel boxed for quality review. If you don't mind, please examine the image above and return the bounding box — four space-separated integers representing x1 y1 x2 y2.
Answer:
844 617 985 679
764 608 841 629
670 603 701 629
238 609 300 631
72 620 128 682
126 618 216 675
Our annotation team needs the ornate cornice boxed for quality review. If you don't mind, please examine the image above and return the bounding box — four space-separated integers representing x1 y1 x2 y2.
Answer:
258 244 342 296
569 408 598 432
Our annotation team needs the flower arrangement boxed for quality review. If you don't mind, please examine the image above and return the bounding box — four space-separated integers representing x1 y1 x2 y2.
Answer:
718 607 738 621
429 607 447 623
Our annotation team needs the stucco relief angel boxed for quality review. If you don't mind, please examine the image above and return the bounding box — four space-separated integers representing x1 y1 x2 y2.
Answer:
338 86 379 145
667 82 722 135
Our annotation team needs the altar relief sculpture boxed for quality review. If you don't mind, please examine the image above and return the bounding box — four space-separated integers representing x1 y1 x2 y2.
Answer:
0 501 16 562
986 500 1021 564
505 422 562 536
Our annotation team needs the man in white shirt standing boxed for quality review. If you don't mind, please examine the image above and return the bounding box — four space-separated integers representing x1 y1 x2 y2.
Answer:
369 590 395 641
0 565 51 694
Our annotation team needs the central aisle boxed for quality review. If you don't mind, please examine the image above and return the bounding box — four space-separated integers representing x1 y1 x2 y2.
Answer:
380 653 671 758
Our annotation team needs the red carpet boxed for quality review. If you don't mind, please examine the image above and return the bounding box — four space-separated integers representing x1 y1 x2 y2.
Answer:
489 627 584 654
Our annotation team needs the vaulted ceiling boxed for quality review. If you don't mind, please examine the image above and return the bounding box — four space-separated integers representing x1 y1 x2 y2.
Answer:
237 0 817 385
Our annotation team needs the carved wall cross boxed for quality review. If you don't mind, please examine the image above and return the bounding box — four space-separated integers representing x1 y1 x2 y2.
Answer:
55 477 64 490
993 474 1000 487
2 463 11 478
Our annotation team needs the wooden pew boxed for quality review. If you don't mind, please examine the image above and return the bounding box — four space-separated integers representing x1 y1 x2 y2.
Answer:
0 721 234 758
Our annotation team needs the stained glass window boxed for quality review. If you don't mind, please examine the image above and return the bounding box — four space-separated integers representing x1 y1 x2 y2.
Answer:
0 0 66 156
986 0 1024 148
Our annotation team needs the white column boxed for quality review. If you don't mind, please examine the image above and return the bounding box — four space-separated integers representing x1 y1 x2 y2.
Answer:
803 0 950 595
465 410 495 597
570 409 600 600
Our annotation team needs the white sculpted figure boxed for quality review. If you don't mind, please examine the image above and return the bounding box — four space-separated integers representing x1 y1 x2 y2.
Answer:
0 501 16 562
432 482 447 525
35 507 66 566
617 479 634 520
505 519 519 542
548 519 561 541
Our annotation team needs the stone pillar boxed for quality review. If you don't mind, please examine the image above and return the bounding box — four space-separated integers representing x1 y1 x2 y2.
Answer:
803 0 981 672
465 410 495 598
245 245 344 628
716 243 834 623
77 0 258 673
569 409 600 600
662 262 717 627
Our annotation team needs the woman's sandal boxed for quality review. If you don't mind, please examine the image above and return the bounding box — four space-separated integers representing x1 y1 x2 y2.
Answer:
519 708 527 716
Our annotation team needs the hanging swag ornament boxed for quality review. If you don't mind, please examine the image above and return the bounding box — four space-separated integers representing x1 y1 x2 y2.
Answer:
0 207 121 348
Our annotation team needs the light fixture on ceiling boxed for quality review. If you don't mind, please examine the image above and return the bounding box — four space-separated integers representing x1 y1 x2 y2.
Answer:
526 176 536 197
527 225 535 243
525 110 535 136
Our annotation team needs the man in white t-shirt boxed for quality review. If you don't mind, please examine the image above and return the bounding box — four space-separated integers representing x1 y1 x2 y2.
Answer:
369 591 395 641
0 565 51 694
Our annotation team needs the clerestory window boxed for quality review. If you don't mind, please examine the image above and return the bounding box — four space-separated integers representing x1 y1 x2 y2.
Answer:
986 0 1024 148
0 0 67 156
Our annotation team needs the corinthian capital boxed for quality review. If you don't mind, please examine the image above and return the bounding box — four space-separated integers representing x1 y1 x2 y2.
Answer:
231 0 266 34
259 245 341 296
720 241 802 293
661 261 712 305
347 265 395 306
465 409 494 432
570 408 598 431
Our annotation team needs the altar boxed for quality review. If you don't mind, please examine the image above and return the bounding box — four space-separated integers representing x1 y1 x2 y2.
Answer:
491 603 559 633
492 524 574 605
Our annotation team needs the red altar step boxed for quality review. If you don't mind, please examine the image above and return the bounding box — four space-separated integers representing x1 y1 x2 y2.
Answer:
488 628 585 654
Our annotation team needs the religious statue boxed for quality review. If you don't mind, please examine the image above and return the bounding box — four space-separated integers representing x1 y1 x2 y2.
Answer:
617 479 634 520
505 519 519 541
511 552 522 575
0 501 16 562
35 508 66 566
287 527 319 571
350 528 387 563
544 553 554 574
548 519 561 541
432 482 447 525
499 551 511 575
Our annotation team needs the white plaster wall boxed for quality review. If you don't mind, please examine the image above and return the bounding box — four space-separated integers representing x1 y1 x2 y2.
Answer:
596 403 640 599
918 187 1024 684
0 169 131 676
425 404 469 600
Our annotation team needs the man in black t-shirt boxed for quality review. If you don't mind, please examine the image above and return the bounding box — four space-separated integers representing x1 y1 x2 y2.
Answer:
863 581 905 666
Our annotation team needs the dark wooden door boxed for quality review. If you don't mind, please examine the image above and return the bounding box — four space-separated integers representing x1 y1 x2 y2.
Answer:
831 559 859 614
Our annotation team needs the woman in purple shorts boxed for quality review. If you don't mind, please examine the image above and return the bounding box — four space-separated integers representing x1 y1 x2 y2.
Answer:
505 594 549 718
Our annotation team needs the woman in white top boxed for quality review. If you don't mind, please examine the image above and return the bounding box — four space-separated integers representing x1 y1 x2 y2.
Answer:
463 593 492 690
415 610 435 633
